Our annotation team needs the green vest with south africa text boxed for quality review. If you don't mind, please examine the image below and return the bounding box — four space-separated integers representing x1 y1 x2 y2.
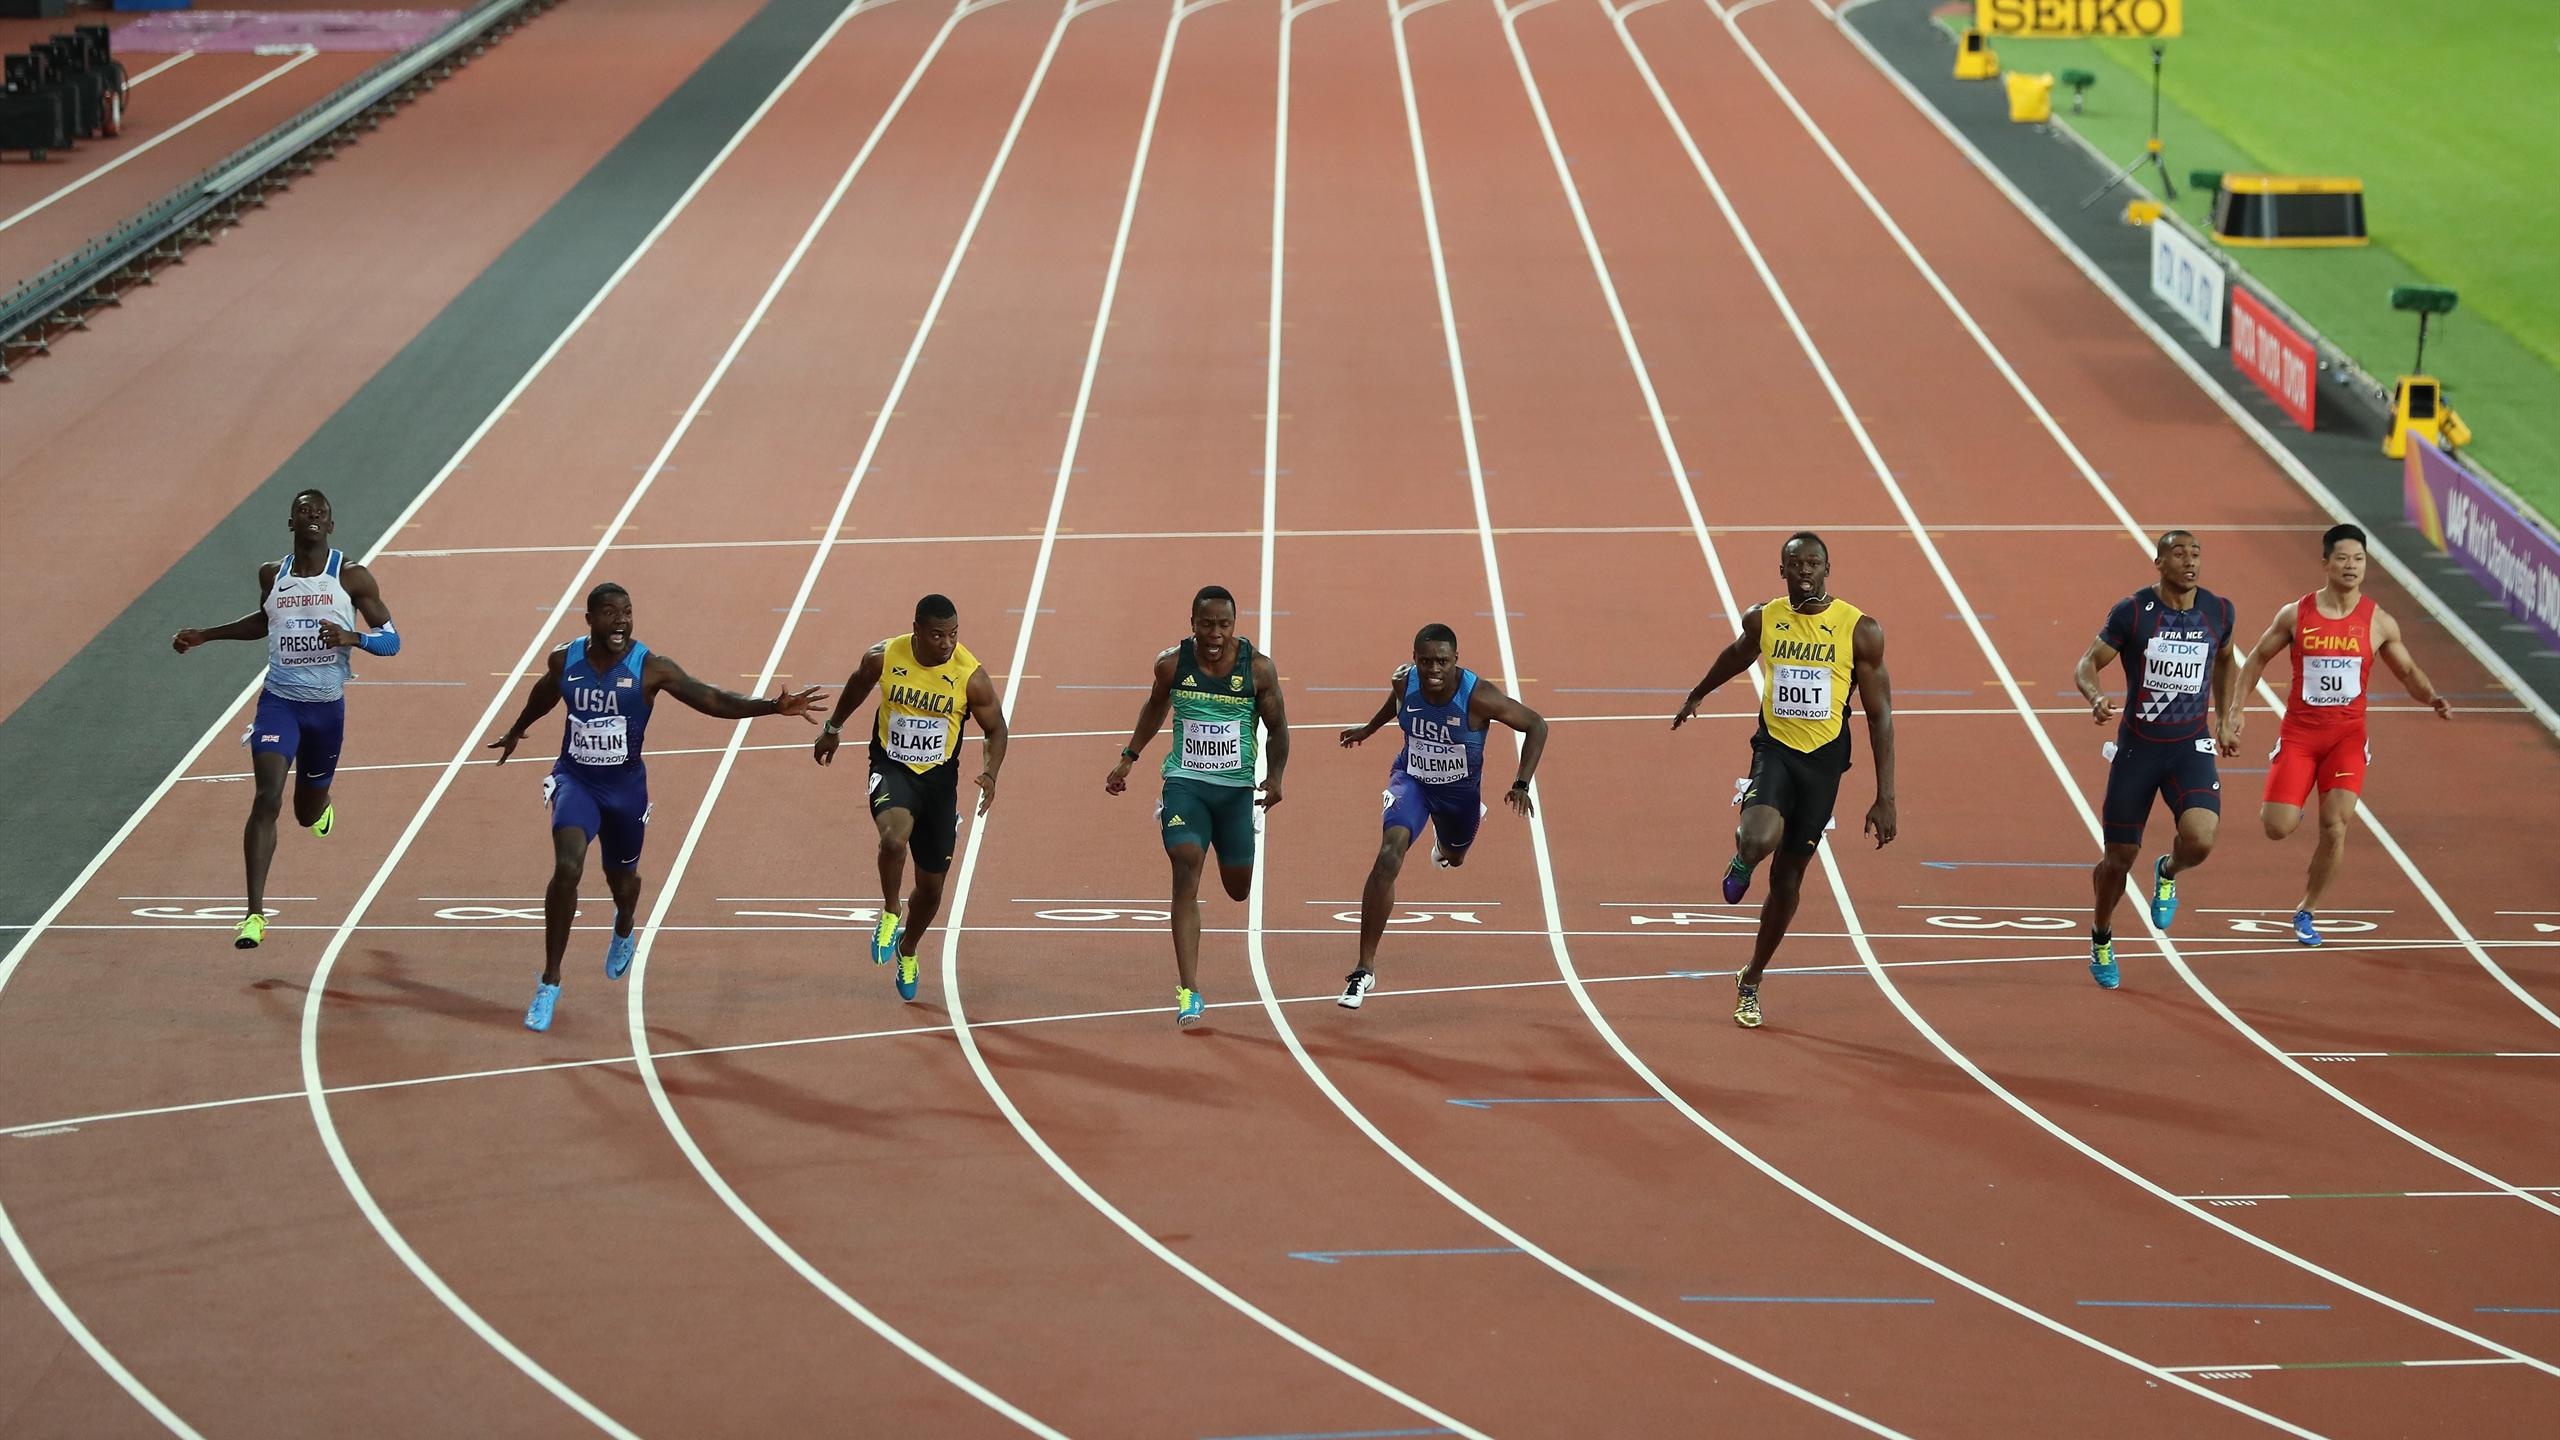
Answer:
1163 637 1259 788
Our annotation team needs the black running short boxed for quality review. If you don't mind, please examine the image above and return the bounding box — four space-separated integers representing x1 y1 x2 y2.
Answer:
1742 737 1847 854
869 743 961 873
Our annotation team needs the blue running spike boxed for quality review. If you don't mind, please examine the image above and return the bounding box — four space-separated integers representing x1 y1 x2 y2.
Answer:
606 931 637 980
525 982 561 1032
2292 910 2324 948
2148 855 2179 930
2090 937 2121 990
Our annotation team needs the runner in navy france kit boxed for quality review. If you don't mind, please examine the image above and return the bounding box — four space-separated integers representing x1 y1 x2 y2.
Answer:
2072 529 2239 990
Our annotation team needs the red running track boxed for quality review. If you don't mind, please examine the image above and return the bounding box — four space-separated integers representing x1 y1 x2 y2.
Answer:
1 1 2554 1436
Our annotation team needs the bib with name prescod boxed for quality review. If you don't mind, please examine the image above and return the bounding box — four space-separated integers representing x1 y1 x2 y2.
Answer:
1770 664 1833 721
2301 653 2362 706
568 713 629 765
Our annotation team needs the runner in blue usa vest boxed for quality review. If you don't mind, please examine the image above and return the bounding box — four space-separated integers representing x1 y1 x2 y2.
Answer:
1335 623 1546 1010
489 582 826 1033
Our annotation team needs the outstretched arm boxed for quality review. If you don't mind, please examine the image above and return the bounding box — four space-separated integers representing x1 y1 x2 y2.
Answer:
2225 603 2296 747
2373 608 2451 719
318 563 402 656
1254 652 1290 809
1672 604 1764 728
646 654 825 721
487 649 567 763
813 644 886 766
1340 669 1405 747
966 666 1009 815
172 563 279 653
1471 681 1548 816
1853 616 1896 848
1104 650 1179 794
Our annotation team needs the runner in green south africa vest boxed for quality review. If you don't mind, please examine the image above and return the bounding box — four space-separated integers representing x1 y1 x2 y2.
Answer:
1162 636 1259 787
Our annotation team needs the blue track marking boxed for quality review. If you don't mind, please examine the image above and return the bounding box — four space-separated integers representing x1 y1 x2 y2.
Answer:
1681 1295 1936 1306
1444 1097 1667 1110
1287 1248 1523 1265
2077 1299 2332 1311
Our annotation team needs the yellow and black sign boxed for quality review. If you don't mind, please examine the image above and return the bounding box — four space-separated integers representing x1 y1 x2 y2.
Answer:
1975 0 2182 38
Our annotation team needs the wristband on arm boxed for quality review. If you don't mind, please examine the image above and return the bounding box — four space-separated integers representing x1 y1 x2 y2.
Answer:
356 621 400 657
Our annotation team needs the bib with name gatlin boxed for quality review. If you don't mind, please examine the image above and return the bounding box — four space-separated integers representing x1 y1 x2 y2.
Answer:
1757 597 1862 757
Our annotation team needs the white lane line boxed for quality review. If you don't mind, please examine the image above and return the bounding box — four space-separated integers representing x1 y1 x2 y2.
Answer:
0 49 319 234
1281 0 1911 1430
1620 0 2560 1377
582 0 1084 1429
0 4 890 1433
1728 0 2560 1036
169 701 2515 785
375 520 2338 557
287 3 973 1434
1820 0 2560 745
2 935 2539 1144
123 51 198 87
1489 5 2318 1432
716 1 1497 1428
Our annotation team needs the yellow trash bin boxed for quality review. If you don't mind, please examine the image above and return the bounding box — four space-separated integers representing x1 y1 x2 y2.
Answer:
2004 71 2054 124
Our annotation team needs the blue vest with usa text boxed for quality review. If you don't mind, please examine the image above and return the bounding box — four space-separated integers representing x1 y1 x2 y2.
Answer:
556 637 653 773
1392 667 1486 787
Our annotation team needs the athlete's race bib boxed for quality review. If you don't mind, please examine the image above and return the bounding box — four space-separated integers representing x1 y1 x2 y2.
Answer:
1180 717 1244 774
1405 735 1469 784
2142 636 2209 696
885 711 948 766
274 619 335 669
568 713 629 766
2301 654 2362 707
1770 664 1832 721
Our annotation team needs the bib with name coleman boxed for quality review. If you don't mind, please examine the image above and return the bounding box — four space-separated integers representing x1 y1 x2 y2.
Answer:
2286 592 2376 724
1161 636 1260 788
1392 666 1486 787
556 635 653 773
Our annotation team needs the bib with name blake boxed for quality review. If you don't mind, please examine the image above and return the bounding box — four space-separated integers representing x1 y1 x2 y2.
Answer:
885 711 948 765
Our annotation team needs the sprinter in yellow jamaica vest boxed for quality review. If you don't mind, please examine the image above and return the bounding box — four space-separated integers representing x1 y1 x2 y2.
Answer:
814 593 1010 1003
1103 584 1292 1027
1672 533 1898 1029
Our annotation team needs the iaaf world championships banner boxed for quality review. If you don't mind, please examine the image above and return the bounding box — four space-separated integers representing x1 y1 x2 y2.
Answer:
2404 438 2560 654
